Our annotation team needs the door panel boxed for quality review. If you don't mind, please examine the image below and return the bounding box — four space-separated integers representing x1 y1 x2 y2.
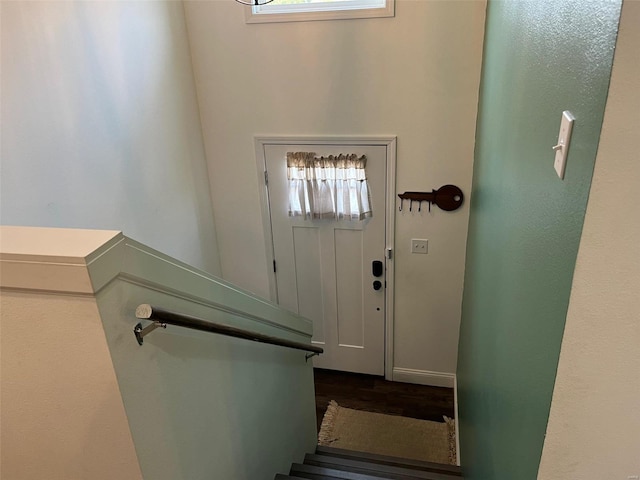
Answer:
335 229 364 347
265 143 387 375
292 227 325 343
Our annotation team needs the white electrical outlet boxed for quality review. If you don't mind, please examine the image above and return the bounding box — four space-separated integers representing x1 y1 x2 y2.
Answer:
411 239 428 254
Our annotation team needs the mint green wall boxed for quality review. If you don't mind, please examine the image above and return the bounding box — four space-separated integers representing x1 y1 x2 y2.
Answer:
457 1 622 479
95 238 318 480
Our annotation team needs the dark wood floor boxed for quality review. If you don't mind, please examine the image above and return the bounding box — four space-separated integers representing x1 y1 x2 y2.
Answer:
314 369 455 432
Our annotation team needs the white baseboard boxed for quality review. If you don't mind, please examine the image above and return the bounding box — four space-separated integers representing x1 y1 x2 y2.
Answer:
391 367 455 388
454 375 461 466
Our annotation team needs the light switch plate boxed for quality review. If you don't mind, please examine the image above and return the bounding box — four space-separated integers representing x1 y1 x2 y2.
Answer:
553 110 575 179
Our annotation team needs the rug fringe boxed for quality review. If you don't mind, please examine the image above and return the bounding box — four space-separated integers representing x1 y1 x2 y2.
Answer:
318 400 340 446
443 416 457 465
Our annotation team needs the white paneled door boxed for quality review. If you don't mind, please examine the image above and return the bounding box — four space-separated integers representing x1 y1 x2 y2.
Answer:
261 140 392 375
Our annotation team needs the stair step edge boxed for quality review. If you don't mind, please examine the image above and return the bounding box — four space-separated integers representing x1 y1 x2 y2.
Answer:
315 447 461 476
305 454 458 480
292 462 396 480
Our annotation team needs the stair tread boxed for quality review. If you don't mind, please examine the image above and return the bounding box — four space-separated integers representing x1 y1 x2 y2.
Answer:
315 446 461 476
304 454 457 480
292 461 460 480
291 462 394 480
275 474 312 480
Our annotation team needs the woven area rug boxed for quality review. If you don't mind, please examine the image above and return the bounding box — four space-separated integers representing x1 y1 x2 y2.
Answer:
318 401 457 465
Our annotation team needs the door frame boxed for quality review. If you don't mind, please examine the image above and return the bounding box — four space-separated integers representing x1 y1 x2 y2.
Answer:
254 135 397 380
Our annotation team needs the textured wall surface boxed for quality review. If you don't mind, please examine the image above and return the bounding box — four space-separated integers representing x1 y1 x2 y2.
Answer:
538 2 640 478
1 292 143 480
184 0 486 377
1 1 220 274
456 0 622 478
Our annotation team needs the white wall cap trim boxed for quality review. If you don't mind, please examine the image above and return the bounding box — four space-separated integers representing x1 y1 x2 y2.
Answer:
0 226 123 294
0 225 122 264
0 226 313 337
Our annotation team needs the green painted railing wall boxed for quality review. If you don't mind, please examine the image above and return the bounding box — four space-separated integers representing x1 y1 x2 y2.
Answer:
456 1 622 479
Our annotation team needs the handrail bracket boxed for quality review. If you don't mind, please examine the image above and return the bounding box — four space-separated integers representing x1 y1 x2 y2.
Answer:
134 321 167 345
305 352 319 362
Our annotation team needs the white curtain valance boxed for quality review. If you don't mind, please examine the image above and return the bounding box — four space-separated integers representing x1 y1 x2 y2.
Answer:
287 152 372 221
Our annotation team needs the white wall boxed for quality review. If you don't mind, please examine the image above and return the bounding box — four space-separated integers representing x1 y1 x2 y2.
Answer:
1 291 143 480
0 1 220 275
538 1 640 478
184 0 486 376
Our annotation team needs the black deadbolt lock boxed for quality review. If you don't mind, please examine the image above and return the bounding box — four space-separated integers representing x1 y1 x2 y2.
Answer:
373 280 382 291
372 260 383 277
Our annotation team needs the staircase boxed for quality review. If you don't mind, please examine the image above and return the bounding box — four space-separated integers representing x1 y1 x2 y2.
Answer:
276 446 462 479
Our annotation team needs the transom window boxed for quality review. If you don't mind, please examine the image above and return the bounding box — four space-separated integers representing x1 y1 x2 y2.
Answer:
245 0 395 24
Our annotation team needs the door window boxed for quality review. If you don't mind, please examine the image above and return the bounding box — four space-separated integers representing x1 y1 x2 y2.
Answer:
287 152 372 220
